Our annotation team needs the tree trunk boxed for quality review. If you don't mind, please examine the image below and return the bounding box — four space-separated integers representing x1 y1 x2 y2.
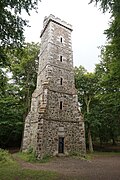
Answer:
85 96 94 153
112 137 116 146
88 126 93 153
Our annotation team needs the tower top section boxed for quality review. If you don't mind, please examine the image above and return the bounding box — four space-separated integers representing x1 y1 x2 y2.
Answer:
40 14 73 38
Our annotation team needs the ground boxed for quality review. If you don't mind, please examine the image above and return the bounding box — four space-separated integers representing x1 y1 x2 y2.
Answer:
14 153 120 180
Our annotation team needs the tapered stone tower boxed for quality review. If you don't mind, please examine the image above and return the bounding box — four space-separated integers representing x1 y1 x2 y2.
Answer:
22 15 86 158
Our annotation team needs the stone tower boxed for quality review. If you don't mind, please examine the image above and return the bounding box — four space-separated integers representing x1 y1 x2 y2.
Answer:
22 14 86 158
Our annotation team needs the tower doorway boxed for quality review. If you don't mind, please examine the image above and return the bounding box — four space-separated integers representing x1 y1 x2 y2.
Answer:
58 137 64 153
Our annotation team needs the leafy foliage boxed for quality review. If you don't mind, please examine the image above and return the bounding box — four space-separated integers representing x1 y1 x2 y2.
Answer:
0 42 40 148
75 66 99 152
9 42 40 114
0 148 14 164
0 0 40 47
89 0 120 13
75 63 120 149
0 0 41 65
90 0 120 145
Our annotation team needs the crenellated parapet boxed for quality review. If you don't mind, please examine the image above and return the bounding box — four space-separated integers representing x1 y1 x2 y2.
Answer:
40 14 73 38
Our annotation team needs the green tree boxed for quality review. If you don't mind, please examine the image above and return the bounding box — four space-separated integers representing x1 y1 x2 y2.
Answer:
9 42 40 115
90 0 120 86
0 42 40 148
0 83 24 148
75 66 99 152
95 54 120 145
89 0 120 13
90 0 120 145
0 0 41 63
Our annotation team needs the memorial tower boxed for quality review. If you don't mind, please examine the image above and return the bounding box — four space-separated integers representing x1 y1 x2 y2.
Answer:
22 15 86 158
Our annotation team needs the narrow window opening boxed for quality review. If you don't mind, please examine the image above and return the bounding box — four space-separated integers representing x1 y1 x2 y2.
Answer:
60 37 63 43
58 137 64 153
60 56 62 62
60 101 63 110
60 78 63 85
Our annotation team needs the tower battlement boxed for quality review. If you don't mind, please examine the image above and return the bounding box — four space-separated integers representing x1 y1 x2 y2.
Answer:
40 14 73 37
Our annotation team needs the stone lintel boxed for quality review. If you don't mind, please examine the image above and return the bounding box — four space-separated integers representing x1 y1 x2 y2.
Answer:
48 88 77 96
43 117 81 123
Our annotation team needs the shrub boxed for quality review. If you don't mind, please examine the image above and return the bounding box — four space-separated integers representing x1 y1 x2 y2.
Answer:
0 148 14 164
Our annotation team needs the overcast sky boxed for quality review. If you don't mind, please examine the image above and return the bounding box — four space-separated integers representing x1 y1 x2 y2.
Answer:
24 0 110 72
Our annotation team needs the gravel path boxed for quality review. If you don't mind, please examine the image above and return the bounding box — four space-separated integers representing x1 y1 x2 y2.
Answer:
14 154 120 180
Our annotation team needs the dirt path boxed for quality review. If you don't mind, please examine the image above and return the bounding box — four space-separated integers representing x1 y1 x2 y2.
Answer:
13 154 120 180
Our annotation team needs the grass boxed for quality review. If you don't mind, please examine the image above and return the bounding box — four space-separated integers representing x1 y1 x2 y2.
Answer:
16 150 120 163
0 149 59 180
16 151 53 163
0 148 14 164
0 164 58 180
93 151 120 156
1 148 120 180
16 151 37 162
86 151 120 160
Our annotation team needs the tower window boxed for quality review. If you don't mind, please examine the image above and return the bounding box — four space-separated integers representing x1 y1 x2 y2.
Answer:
60 37 63 43
60 56 62 62
60 78 63 85
60 101 63 110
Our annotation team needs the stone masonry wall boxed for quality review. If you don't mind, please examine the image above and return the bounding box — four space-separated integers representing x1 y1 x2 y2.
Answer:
41 120 86 156
22 14 86 158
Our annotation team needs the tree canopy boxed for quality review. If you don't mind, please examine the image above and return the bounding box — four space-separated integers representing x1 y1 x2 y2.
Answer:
75 64 120 151
89 0 120 13
88 0 120 148
0 0 40 63
0 42 40 148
